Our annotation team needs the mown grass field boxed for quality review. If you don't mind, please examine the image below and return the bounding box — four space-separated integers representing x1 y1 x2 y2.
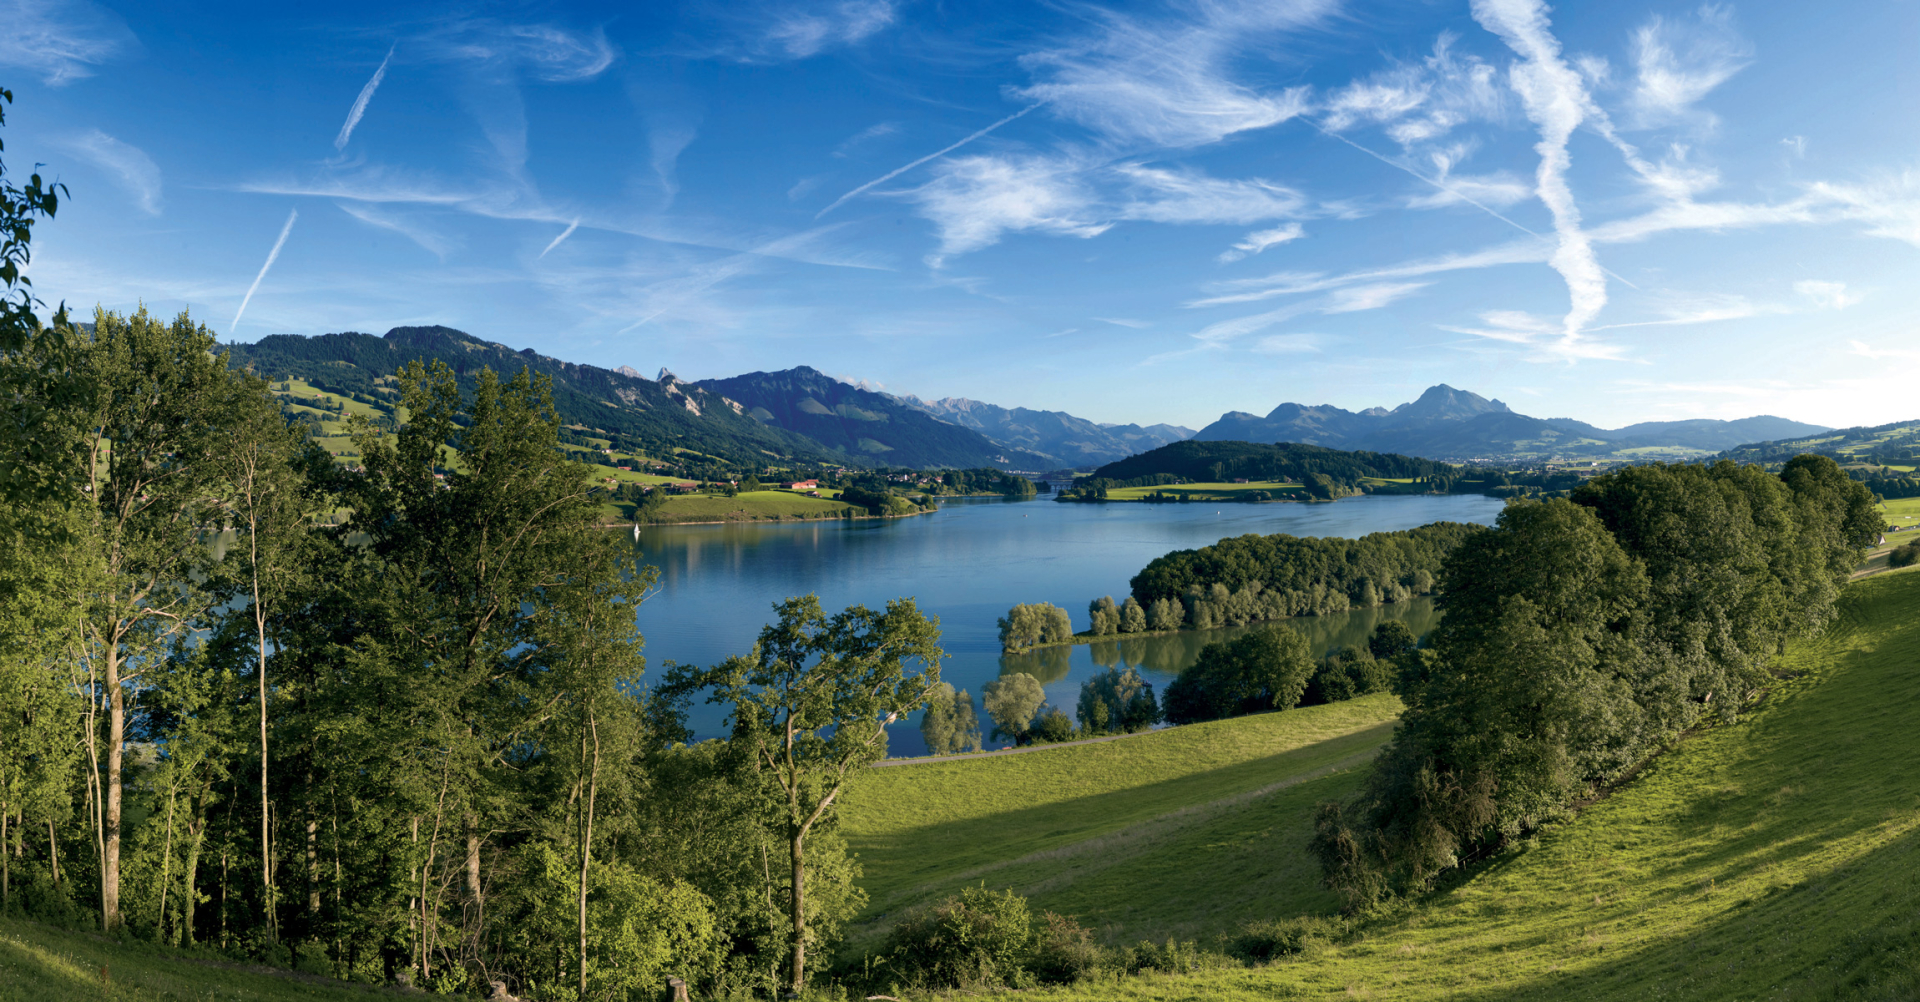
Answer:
0 918 389 1001
838 694 1403 945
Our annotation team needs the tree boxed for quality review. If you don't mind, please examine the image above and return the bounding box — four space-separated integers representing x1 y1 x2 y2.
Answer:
76 307 236 931
1162 626 1315 725
996 603 1071 653
1119 597 1148 634
1032 707 1076 744
1076 667 1159 735
1087 596 1119 636
1147 597 1182 631
1368 621 1418 662
694 595 943 994
981 673 1046 744
919 683 982 756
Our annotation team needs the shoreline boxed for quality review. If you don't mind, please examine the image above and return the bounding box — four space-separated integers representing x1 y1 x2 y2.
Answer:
606 506 939 529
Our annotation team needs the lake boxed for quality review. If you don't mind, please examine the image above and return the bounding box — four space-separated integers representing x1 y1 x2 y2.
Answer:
631 492 1506 754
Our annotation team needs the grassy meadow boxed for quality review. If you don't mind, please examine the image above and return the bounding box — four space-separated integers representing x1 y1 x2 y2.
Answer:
627 489 860 524
1103 481 1306 502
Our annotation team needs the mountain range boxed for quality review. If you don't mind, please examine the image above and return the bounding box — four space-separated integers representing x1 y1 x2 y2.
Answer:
1193 385 1830 460
891 395 1192 470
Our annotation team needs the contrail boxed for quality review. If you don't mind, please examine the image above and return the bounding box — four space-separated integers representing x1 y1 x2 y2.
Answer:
539 218 580 258
334 46 394 151
1314 124 1639 291
816 103 1042 219
230 209 298 336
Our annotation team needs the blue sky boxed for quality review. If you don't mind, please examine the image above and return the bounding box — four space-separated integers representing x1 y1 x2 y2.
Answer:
5 0 1917 431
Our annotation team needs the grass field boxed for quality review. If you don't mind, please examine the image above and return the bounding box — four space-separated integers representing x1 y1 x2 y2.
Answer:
1011 568 1920 1000
1103 481 1307 502
0 918 387 1001
838 694 1403 946
634 490 860 523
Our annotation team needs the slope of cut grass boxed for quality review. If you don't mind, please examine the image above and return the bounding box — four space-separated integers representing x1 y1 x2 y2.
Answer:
1017 570 1920 1000
839 694 1402 942
0 918 388 1001
637 490 860 523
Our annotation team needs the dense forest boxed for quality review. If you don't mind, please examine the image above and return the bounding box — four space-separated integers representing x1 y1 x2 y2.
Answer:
1084 441 1457 487
1310 459 1880 905
1128 523 1485 623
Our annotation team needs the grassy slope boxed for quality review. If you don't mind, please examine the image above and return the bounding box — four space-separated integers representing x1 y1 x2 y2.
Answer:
636 490 859 523
1026 569 1920 1001
1104 481 1305 502
839 694 1403 944
0 919 391 1001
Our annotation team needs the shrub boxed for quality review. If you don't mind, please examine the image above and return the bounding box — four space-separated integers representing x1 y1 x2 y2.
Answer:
1088 595 1120 635
1163 625 1315 725
998 602 1073 653
878 886 1033 988
1076 667 1159 735
1033 707 1077 743
1227 917 1332 964
1028 912 1100 984
1891 541 1920 568
1119 596 1148 633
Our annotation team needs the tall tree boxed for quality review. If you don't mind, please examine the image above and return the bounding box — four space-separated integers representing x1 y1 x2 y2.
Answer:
690 595 942 994
77 307 233 930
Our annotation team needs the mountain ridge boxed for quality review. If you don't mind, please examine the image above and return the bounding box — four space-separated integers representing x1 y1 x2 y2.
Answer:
1194 384 1829 459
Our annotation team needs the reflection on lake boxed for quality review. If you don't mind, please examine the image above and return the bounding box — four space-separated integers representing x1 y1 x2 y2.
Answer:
995 598 1439 744
629 492 1503 754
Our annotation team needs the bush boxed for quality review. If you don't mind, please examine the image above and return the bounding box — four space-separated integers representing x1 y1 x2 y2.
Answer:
1227 917 1332 964
878 886 1033 988
1303 646 1391 705
1119 596 1148 633
1029 912 1101 984
1891 541 1920 568
1033 707 1077 743
1163 625 1315 725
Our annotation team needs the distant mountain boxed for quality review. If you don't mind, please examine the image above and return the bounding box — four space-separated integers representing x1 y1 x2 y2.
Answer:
1716 419 1919 466
897 395 1192 469
691 366 1053 470
1193 384 1830 460
225 326 840 466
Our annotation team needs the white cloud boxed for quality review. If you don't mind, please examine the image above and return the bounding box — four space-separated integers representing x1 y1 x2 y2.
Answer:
1629 5 1752 126
1323 281 1427 313
1323 34 1504 145
1115 165 1307 225
0 0 132 85
1805 172 1920 248
1795 280 1860 310
760 0 894 59
817 104 1041 218
1442 308 1631 361
334 47 393 152
52 129 160 214
1404 154 1532 209
1471 0 1610 353
1188 282 1427 348
419 19 615 82
910 154 1109 263
1219 223 1305 263
1850 341 1920 362
230 209 299 336
1095 317 1150 328
1016 0 1330 149
833 121 899 158
649 122 699 207
1194 238 1549 306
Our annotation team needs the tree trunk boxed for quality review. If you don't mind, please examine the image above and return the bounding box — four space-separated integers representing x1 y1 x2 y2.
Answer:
182 806 205 946
307 815 321 923
578 711 599 999
256 546 276 945
789 829 806 995
103 655 124 931
157 781 179 943
47 818 59 886
2 803 9 905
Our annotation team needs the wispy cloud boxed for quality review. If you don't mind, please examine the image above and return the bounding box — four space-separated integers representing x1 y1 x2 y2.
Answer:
230 209 299 336
1321 33 1505 145
1219 223 1305 263
833 121 899 158
762 0 895 59
911 154 1108 264
539 218 580 259
1323 281 1427 313
1095 317 1150 329
1252 332 1329 354
51 129 160 214
1115 165 1307 225
1015 0 1330 149
417 19 615 82
334 46 394 151
1471 0 1610 353
0 0 133 85
1185 282 1427 351
817 104 1041 218
1441 309 1632 362
1628 5 1751 126
1194 238 1549 306
1850 341 1920 362
1794 279 1860 310
336 201 452 259
649 122 699 207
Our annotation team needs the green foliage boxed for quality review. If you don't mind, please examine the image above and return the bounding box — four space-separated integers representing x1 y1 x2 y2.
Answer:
1086 440 1454 488
1032 707 1078 744
876 886 1033 988
1087 595 1120 636
1146 597 1182 631
1163 625 1315 725
919 683 983 756
1075 667 1159 735
1892 541 1920 568
1302 645 1392 705
1367 620 1418 661
982 673 1047 744
1119 597 1148 633
998 603 1073 653
1131 522 1479 625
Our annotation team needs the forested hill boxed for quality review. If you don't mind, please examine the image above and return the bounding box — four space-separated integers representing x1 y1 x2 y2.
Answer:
1088 440 1456 485
1716 417 1920 467
225 327 847 466
692 366 1054 470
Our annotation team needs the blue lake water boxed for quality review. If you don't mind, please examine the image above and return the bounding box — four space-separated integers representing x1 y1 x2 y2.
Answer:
631 492 1506 754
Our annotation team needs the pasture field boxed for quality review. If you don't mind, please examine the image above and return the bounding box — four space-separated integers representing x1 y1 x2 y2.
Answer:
1018 569 1920 1000
0 918 377 1001
838 694 1403 944
633 490 860 523
1103 481 1307 502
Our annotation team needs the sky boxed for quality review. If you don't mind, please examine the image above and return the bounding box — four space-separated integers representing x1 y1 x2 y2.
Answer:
4 0 1918 431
